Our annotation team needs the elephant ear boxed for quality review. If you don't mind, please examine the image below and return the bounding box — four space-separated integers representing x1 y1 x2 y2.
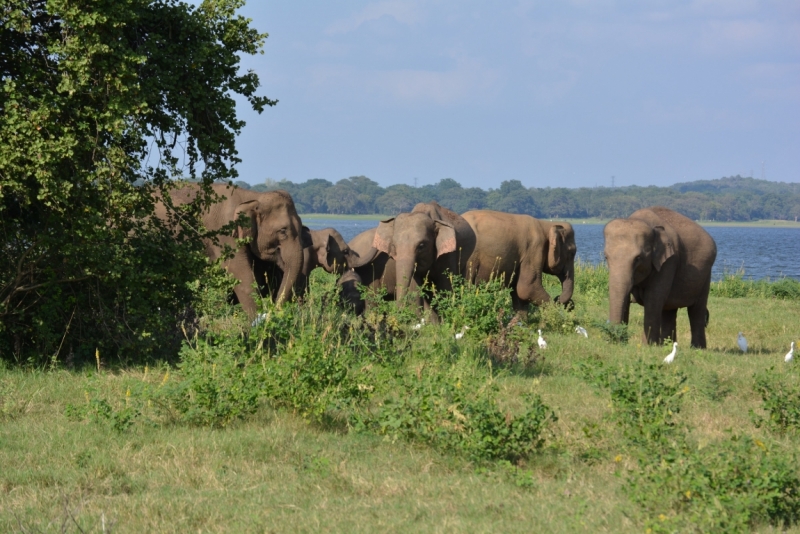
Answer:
372 218 396 257
301 226 313 249
233 200 259 240
325 234 341 271
434 219 457 258
652 225 675 271
548 225 567 270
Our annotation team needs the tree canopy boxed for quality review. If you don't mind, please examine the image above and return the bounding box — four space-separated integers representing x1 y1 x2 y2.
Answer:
0 0 272 362
252 176 800 222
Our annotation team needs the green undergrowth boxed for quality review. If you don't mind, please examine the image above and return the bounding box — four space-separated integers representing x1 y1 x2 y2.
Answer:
3 265 800 532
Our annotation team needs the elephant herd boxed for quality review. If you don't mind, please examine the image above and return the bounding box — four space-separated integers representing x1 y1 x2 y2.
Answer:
158 183 717 348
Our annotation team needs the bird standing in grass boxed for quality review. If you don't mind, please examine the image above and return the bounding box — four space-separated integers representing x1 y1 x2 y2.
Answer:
737 332 748 354
663 342 678 364
413 318 425 330
455 326 470 340
786 342 795 363
537 329 547 349
575 326 588 338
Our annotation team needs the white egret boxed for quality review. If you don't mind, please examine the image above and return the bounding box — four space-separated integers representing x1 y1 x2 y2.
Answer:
663 342 678 364
785 342 795 363
737 332 748 354
251 313 268 328
537 329 547 349
455 326 470 340
413 318 426 330
575 326 588 338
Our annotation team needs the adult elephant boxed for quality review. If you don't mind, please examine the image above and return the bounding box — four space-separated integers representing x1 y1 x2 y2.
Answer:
347 201 476 311
461 211 576 314
603 206 717 348
156 183 304 318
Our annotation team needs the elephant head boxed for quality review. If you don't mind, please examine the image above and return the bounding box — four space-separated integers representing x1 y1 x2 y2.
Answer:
542 221 577 307
603 218 675 324
372 212 457 303
233 190 305 305
303 227 362 275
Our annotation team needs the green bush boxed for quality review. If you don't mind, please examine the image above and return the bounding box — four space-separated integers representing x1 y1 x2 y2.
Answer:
365 369 556 463
581 358 687 447
431 274 513 335
574 259 609 303
711 272 800 300
629 436 800 533
753 368 800 435
145 334 264 427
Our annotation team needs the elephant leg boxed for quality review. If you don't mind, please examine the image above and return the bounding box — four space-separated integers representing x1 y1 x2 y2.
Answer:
661 308 678 343
230 261 259 318
510 290 529 323
687 277 711 348
642 299 665 345
515 268 552 307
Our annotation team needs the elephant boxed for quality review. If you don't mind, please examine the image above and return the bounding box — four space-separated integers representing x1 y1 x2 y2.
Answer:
347 201 477 313
603 206 717 348
460 211 576 314
337 269 366 315
261 226 361 298
302 226 360 277
344 227 396 306
156 183 305 319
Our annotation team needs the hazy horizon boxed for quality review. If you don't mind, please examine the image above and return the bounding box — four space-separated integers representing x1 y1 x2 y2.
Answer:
226 1 800 189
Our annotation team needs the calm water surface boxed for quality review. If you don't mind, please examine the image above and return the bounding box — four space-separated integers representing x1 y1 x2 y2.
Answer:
303 218 800 281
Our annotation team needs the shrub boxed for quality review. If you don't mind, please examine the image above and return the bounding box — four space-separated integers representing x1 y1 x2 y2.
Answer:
145 334 264 427
594 320 630 344
582 358 687 447
365 369 556 463
753 368 800 435
431 274 513 335
629 436 800 533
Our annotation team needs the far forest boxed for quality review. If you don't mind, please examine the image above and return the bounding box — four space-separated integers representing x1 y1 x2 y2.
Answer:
240 175 800 222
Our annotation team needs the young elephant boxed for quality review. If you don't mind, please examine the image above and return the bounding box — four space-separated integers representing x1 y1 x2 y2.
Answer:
260 226 361 299
461 211 576 315
604 206 717 348
344 227 399 308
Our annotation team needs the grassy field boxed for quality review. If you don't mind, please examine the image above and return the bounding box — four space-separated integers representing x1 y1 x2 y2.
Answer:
2 269 800 533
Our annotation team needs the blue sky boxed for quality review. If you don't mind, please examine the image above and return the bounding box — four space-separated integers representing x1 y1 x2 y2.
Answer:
229 1 799 189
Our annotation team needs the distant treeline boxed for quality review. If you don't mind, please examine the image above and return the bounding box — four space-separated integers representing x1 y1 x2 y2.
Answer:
238 175 800 221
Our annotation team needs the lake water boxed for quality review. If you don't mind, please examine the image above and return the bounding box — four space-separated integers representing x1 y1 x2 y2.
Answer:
302 217 800 281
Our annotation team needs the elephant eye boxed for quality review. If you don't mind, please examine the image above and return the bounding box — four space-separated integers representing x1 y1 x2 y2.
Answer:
417 242 426 249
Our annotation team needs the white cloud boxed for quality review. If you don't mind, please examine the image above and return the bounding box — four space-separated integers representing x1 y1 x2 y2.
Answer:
326 1 423 35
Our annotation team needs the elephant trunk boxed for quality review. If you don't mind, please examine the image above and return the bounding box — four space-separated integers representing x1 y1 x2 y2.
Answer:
557 262 575 305
275 238 304 305
394 257 417 305
608 269 633 324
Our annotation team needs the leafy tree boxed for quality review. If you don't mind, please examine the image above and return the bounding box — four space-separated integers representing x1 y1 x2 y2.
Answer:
0 0 272 362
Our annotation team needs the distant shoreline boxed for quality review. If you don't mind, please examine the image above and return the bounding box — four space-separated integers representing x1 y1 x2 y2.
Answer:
300 213 800 228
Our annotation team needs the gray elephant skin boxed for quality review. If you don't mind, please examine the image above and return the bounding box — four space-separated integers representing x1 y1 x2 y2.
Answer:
603 206 717 348
262 226 361 298
346 201 477 312
461 210 576 314
156 183 305 318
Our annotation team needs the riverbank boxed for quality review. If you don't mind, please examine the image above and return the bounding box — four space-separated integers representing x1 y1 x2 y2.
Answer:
301 213 800 228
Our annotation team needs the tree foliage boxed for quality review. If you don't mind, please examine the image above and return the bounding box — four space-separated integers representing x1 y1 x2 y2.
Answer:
256 176 800 221
0 0 272 363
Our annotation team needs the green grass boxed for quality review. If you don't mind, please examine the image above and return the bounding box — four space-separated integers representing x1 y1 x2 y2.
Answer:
2 267 800 532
